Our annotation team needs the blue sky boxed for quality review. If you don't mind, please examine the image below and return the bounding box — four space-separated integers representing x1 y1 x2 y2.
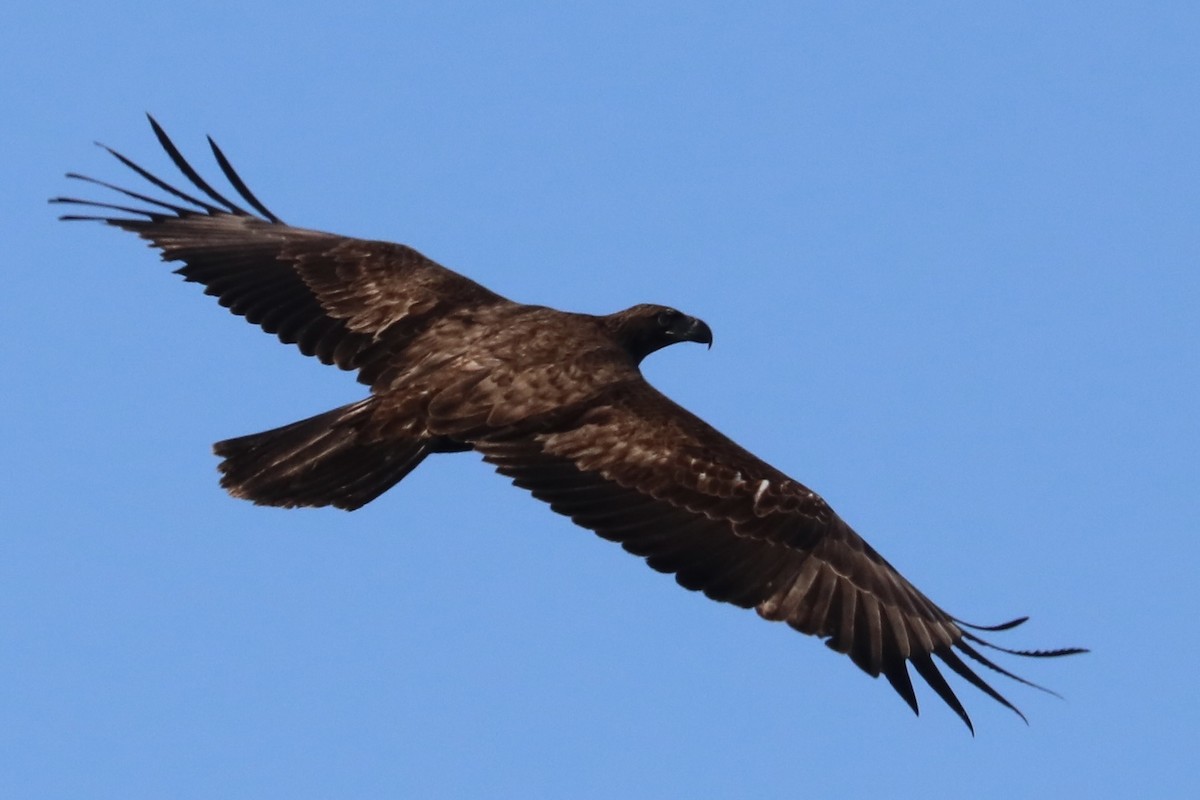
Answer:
4 2 1197 798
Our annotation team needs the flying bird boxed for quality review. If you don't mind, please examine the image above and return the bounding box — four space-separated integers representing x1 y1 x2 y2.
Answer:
53 117 1083 732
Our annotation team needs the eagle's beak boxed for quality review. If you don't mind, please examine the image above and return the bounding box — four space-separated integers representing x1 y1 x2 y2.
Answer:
685 317 713 350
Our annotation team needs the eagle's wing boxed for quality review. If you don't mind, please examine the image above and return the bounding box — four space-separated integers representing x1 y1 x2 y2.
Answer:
51 116 509 387
474 380 1081 731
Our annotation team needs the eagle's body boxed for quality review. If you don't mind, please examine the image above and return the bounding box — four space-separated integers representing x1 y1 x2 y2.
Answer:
54 117 1082 731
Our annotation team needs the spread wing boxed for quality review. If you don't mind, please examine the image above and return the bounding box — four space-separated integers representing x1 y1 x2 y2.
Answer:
474 380 1083 732
51 115 510 387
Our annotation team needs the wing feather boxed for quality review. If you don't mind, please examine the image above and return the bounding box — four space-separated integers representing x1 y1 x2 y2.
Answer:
474 380 1081 730
52 118 511 385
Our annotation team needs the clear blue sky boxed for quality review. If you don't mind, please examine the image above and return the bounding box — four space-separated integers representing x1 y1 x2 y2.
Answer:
4 3 1197 798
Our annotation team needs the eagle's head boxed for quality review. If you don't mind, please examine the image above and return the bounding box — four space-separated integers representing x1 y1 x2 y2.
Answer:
606 304 713 363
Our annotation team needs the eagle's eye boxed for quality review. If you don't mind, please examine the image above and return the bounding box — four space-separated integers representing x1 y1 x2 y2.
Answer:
656 309 680 328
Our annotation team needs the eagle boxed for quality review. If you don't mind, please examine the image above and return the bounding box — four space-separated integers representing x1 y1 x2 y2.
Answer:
53 116 1083 732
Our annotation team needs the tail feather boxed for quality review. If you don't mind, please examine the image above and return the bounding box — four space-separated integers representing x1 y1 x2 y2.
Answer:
214 399 428 510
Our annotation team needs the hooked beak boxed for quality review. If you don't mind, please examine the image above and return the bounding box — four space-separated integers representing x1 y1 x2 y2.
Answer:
684 316 713 349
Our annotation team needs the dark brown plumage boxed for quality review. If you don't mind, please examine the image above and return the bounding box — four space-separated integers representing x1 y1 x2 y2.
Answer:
53 116 1084 732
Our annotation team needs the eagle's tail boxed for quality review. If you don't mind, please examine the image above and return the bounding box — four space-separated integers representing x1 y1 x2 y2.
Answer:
213 399 429 511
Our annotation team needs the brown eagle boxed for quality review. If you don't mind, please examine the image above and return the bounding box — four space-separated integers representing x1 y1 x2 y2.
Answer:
53 116 1082 732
